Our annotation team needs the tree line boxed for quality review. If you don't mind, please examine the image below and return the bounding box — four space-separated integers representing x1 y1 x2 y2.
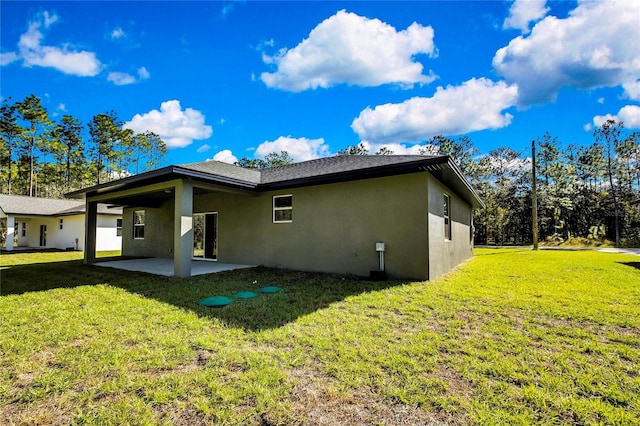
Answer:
1 95 167 199
238 122 640 247
2 95 638 246
470 121 639 247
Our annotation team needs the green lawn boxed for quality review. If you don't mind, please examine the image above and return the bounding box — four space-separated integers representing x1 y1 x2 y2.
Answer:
1 249 639 425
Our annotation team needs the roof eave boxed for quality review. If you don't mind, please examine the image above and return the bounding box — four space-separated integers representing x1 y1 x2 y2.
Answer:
66 166 258 199
64 156 484 209
65 166 178 199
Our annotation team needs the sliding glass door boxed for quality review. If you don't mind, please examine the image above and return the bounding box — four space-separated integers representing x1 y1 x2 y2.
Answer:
193 212 218 260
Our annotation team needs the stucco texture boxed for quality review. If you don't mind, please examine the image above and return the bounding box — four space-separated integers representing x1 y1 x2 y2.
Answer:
122 172 474 280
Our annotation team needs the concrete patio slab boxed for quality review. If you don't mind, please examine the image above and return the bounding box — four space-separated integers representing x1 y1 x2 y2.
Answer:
95 258 255 277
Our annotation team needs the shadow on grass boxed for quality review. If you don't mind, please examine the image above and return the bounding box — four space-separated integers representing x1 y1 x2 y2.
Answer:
619 261 640 271
1 259 407 331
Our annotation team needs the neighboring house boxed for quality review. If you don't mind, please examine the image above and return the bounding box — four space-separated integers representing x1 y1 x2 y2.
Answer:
0 194 122 251
68 155 484 280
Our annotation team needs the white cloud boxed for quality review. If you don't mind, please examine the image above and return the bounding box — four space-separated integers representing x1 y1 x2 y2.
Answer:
137 66 150 80
0 51 19 66
503 0 549 33
255 136 330 162
623 79 640 101
221 2 236 18
197 144 211 153
593 105 640 129
107 66 150 85
351 78 518 144
360 141 427 156
494 0 640 106
57 103 66 112
260 10 437 91
107 71 136 85
110 27 126 40
124 100 213 148
211 149 238 164
5 11 103 76
597 97 605 104
41 11 58 28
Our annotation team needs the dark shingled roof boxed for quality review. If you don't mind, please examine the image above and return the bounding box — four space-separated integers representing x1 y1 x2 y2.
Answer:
178 160 261 184
0 194 122 216
176 155 446 185
67 155 484 208
260 155 444 183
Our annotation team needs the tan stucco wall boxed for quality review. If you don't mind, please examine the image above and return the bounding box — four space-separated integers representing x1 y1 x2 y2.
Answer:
427 178 474 280
122 206 174 258
205 173 430 279
121 172 474 280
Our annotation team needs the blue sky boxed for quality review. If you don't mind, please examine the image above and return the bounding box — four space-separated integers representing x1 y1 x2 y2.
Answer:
2 1 639 166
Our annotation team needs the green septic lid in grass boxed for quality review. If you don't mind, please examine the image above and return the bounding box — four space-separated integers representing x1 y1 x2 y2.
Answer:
234 291 258 299
198 296 233 307
259 286 281 293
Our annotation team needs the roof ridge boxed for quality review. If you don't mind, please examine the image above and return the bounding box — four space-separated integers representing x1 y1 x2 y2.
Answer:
260 154 443 173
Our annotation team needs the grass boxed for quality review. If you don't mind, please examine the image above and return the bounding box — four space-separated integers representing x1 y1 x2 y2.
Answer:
1 249 639 425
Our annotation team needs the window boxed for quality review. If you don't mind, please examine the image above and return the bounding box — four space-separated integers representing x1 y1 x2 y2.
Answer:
444 194 451 240
133 210 145 239
273 195 292 223
116 218 123 237
59 219 64 230
21 222 26 237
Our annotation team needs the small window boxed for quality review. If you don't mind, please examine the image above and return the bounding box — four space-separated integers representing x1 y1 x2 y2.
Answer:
59 219 64 230
22 222 26 237
444 194 451 241
273 195 292 223
133 210 145 239
116 218 123 237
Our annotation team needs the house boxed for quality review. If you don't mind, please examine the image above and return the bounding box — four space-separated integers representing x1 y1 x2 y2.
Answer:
0 194 122 251
67 155 484 280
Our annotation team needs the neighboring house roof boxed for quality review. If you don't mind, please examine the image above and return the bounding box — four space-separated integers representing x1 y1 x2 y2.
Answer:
67 155 484 209
0 194 122 217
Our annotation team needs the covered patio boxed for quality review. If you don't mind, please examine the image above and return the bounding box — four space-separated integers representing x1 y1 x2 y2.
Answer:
95 258 254 277
67 162 261 278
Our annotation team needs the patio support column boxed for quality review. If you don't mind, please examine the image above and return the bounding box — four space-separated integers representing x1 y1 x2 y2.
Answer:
84 200 97 264
6 216 15 251
173 180 193 278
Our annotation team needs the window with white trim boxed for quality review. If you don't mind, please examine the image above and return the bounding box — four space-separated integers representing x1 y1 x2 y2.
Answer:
59 219 64 230
273 195 292 223
444 194 451 240
133 210 145 239
116 218 123 237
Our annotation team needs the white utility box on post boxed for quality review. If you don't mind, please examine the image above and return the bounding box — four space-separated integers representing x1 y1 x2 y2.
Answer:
370 241 387 281
376 241 386 272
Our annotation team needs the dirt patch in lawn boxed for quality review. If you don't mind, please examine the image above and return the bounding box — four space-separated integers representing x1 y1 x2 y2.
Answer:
278 364 467 426
2 397 73 426
155 404 211 426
